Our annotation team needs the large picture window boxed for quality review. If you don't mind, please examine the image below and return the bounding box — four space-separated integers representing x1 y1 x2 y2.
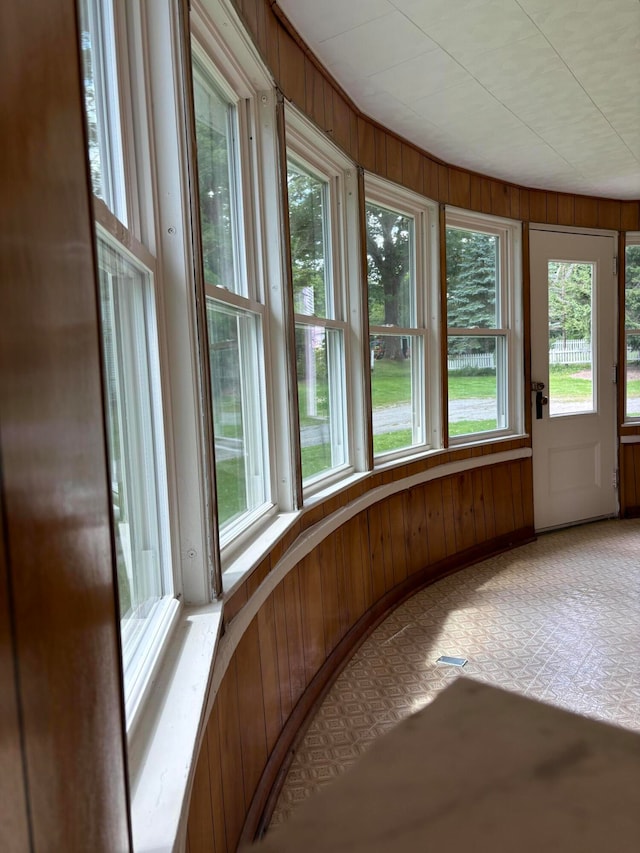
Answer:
192 57 270 538
446 211 521 441
365 179 436 458
287 155 349 485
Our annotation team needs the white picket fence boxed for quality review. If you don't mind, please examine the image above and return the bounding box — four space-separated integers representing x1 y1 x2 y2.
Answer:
448 339 640 372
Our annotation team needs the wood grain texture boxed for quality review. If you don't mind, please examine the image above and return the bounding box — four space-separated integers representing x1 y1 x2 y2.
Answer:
189 457 536 850
0 0 131 849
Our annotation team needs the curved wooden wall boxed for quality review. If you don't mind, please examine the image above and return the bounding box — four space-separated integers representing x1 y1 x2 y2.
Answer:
186 448 534 852
185 3 640 850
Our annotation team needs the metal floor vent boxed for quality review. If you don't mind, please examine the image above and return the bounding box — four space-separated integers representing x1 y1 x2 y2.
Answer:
436 656 468 667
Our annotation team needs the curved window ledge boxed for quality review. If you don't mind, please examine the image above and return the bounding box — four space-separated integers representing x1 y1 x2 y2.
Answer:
129 602 223 853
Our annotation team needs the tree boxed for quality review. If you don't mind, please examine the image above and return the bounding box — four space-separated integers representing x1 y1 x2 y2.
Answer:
366 203 411 360
287 165 328 317
446 228 497 353
548 262 592 345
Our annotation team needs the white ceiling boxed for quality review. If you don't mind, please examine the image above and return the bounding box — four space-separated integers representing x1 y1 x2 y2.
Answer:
277 0 640 199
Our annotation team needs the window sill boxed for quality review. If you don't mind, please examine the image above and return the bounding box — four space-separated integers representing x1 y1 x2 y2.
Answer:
128 601 223 853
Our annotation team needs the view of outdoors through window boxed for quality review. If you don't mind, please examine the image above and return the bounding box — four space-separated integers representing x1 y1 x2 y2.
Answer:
446 226 504 436
625 244 640 419
288 160 347 482
547 261 594 416
193 62 269 529
366 201 423 455
97 237 168 666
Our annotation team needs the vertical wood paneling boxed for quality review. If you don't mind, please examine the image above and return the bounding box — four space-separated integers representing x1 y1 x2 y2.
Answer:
402 143 422 193
257 596 283 753
545 192 558 223
333 526 351 639
423 158 439 200
305 57 325 128
386 134 403 184
510 461 525 531
575 196 598 227
598 199 621 230
264 2 280 73
342 514 369 622
471 468 487 544
424 480 447 565
470 175 483 211
621 202 640 231
332 90 351 153
404 486 428 575
490 181 510 217
375 127 388 177
277 27 305 105
449 170 471 209
319 534 342 654
509 186 520 219
0 509 30 853
529 190 547 222
358 118 376 172
453 472 476 552
492 464 515 537
186 736 215 853
557 194 575 225
0 0 131 848
216 661 246 852
368 502 387 602
388 492 408 587
299 550 326 682
272 581 293 720
521 458 535 528
206 703 227 853
482 467 497 540
236 619 268 810
283 567 306 706
441 477 458 555
621 445 637 513
438 165 450 203
519 189 530 221
634 446 640 511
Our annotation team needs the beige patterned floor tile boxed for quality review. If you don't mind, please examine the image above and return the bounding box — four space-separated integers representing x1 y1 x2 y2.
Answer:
269 519 640 828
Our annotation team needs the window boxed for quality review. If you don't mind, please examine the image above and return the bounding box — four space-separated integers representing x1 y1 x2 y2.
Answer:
446 211 522 441
78 0 127 222
79 0 179 725
97 232 173 719
192 56 271 539
624 236 640 420
365 179 437 458
286 146 351 487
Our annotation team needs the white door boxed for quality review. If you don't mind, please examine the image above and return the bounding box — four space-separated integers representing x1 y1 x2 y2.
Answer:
530 229 617 531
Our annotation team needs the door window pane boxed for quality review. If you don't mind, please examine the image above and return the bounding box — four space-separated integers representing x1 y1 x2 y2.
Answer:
447 228 498 328
296 325 346 481
207 300 268 529
97 237 170 661
626 334 640 418
366 203 414 327
193 64 243 295
288 163 331 318
447 336 506 437
371 334 422 454
548 261 594 416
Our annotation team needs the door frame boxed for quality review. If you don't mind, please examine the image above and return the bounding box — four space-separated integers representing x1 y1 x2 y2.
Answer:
528 223 620 531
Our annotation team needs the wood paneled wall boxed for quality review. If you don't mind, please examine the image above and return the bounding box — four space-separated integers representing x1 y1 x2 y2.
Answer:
0 0 131 849
228 0 640 231
186 456 534 852
620 443 640 517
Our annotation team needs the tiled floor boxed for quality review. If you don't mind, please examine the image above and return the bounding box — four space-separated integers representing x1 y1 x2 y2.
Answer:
270 518 640 826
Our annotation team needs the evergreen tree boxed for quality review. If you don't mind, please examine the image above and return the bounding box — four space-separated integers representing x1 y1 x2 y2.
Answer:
446 228 497 353
548 262 592 345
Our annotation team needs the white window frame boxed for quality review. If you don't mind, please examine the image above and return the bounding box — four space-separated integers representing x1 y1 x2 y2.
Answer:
285 107 361 495
623 232 640 423
446 208 523 444
365 175 440 461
